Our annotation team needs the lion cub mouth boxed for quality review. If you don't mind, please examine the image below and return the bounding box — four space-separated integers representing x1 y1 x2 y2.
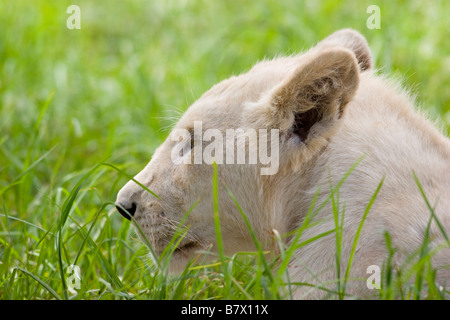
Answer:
153 238 201 258
174 241 199 254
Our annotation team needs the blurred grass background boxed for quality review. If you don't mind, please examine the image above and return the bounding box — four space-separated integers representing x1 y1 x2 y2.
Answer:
0 0 449 299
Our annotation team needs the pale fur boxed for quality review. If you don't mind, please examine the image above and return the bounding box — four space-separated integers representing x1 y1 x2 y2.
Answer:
116 29 450 299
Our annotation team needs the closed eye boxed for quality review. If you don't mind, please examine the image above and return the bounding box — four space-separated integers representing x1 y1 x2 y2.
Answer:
178 127 195 158
188 127 195 149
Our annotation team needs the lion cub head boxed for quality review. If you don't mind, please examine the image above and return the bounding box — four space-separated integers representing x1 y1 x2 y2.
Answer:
115 29 374 272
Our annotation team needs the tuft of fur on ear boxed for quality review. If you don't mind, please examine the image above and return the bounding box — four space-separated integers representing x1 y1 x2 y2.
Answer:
271 48 359 142
316 28 372 71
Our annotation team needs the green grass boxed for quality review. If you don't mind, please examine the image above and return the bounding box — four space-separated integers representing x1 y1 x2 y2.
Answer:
1 0 450 300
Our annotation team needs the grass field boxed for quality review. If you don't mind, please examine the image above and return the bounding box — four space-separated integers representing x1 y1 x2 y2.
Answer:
1 0 450 300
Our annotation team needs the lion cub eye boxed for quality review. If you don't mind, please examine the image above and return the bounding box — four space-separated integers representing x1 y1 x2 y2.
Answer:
178 128 195 158
188 127 195 149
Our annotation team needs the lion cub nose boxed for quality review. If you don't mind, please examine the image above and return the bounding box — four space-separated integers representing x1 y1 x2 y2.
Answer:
115 202 137 220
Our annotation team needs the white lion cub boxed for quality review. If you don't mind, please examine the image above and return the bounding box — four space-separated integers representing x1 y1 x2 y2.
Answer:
116 29 450 299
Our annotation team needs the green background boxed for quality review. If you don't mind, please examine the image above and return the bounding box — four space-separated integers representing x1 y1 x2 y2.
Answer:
1 0 449 299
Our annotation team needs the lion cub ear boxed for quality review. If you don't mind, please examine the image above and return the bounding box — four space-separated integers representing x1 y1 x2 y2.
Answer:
271 48 359 143
316 28 372 71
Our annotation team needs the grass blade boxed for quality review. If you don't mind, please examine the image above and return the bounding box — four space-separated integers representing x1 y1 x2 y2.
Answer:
102 162 159 199
16 267 62 300
225 186 275 286
342 177 384 297
212 162 225 269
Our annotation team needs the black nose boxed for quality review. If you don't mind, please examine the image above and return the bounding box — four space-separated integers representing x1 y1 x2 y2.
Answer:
116 202 137 220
